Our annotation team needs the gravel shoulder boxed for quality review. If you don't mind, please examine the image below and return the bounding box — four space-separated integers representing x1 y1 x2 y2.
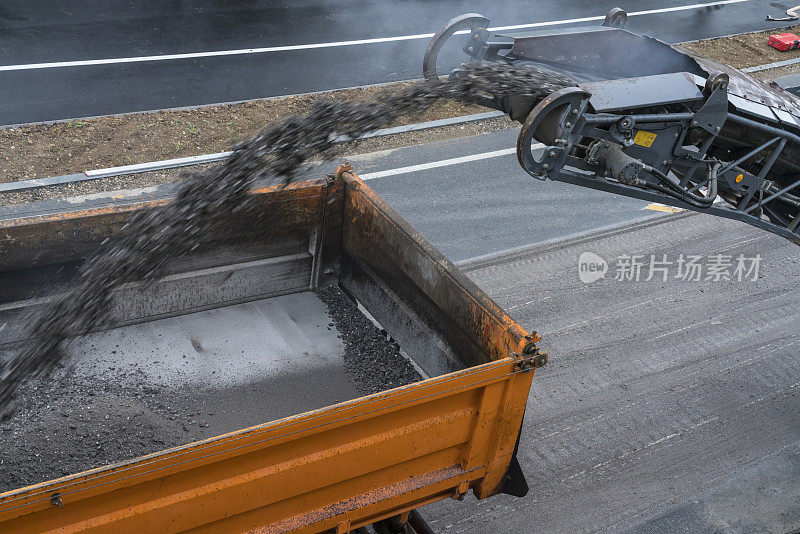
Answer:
679 24 800 69
678 24 800 81
0 116 513 205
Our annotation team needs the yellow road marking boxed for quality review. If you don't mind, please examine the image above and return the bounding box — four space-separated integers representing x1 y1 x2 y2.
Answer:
646 203 686 213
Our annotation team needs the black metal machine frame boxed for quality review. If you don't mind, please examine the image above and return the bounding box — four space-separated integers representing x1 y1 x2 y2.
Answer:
424 9 800 244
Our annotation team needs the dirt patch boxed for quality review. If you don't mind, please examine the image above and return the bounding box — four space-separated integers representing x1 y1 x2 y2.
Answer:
0 116 513 205
678 25 800 69
0 83 487 182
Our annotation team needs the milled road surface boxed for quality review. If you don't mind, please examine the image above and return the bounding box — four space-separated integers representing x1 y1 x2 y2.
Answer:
0 0 788 124
420 213 800 533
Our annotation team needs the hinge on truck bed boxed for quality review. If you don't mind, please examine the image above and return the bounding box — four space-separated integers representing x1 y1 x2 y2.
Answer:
513 342 548 372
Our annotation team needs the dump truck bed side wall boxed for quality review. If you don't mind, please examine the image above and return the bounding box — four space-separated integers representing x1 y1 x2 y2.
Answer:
338 173 534 374
0 182 328 346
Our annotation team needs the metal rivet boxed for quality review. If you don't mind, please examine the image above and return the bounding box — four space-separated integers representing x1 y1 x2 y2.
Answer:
565 122 572 128
542 164 549 169
549 151 556 157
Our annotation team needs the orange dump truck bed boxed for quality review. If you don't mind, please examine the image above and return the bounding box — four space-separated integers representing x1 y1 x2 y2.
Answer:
0 166 544 533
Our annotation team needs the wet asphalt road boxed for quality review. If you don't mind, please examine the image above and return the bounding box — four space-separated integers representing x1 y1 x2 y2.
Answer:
347 128 663 262
0 0 792 125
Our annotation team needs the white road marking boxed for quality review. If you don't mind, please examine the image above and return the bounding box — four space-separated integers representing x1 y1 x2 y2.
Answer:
64 186 159 204
82 151 233 178
487 0 747 32
0 0 748 72
642 197 726 210
359 147 519 180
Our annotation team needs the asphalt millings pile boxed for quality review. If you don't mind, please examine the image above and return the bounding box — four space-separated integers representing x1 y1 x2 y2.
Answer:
0 61 574 417
0 367 196 492
317 286 421 394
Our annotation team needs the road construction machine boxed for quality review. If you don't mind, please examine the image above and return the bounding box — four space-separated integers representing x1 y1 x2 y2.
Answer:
424 8 800 244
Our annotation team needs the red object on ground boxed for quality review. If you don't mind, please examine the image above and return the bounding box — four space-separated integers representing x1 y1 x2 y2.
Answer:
769 33 800 51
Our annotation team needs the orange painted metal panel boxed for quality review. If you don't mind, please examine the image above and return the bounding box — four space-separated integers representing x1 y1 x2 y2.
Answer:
0 360 532 533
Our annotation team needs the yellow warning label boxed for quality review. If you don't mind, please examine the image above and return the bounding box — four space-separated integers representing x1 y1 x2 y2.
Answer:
633 130 657 148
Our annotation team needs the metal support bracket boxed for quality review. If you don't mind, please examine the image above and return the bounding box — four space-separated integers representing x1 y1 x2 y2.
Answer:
692 80 728 135
452 479 471 501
